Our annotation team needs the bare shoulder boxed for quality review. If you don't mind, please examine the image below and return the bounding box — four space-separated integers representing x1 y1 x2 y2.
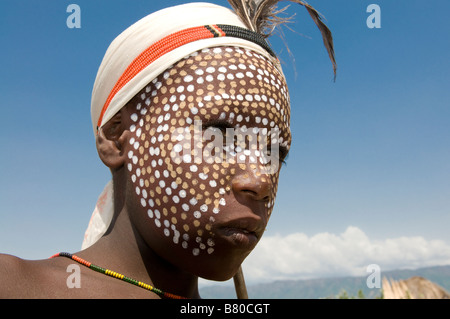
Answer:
0 254 33 298
0 253 69 298
0 253 161 298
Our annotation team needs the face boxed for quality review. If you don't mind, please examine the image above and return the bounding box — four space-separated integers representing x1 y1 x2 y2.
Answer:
123 46 291 280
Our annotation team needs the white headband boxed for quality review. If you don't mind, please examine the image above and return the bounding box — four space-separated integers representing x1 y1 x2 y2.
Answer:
90 2 281 135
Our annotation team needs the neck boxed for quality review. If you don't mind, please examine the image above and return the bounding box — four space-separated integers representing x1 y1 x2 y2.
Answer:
78 201 200 299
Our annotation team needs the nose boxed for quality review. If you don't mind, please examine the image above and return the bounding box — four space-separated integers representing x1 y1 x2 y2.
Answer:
231 165 271 202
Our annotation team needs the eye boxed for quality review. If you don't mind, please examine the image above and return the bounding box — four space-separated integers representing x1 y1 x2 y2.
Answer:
202 119 233 134
279 146 289 165
265 146 289 166
202 119 234 146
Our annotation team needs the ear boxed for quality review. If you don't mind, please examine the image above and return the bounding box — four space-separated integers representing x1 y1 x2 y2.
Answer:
96 111 128 170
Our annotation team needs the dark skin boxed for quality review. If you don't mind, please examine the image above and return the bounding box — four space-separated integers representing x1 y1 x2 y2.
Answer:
0 116 199 299
0 111 271 299
0 48 291 298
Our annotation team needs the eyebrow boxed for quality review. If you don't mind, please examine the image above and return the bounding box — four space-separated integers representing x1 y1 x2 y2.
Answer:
201 118 234 130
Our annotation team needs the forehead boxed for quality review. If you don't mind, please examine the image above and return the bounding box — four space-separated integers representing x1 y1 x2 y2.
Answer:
130 46 291 144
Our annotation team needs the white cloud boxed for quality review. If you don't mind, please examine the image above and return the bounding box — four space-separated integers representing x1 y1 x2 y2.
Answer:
240 226 450 284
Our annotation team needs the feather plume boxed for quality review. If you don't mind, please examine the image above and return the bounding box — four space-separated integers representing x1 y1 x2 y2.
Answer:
227 0 336 79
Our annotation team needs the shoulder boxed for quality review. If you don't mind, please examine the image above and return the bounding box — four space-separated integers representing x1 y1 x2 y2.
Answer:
0 253 161 298
0 254 30 281
0 254 31 298
0 253 71 298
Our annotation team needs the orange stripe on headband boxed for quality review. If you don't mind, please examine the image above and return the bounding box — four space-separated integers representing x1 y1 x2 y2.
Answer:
208 24 226 37
96 24 275 131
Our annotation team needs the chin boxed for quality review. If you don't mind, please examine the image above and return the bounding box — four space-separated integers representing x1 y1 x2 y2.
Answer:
196 262 241 282
184 249 252 282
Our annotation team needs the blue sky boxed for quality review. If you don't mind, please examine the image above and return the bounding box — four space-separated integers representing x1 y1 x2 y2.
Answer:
1 0 449 283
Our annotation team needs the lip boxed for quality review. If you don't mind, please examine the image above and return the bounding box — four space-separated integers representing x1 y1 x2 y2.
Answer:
215 217 264 248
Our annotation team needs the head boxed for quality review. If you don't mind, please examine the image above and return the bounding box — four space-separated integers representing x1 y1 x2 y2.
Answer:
86 0 335 285
97 45 291 280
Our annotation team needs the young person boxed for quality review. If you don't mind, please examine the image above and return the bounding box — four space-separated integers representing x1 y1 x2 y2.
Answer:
0 1 334 298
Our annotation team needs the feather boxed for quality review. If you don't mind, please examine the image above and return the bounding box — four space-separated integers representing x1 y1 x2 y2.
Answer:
227 0 337 80
298 1 337 80
227 0 254 31
227 0 286 35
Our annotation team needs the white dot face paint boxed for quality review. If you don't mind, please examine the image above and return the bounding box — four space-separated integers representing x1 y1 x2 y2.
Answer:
124 46 291 260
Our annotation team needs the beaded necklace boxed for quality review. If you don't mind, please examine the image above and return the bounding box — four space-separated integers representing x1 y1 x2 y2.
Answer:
51 252 186 299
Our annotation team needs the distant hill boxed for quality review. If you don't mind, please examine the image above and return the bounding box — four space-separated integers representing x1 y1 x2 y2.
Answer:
199 265 450 299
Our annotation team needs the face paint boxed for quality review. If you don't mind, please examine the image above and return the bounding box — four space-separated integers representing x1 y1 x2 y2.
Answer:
125 46 291 264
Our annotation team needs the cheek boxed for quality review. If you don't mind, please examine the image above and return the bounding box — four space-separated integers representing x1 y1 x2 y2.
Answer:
126 106 234 257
